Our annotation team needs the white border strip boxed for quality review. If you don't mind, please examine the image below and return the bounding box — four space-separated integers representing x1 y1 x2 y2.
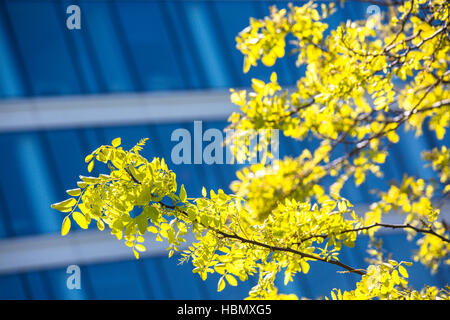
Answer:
0 90 239 132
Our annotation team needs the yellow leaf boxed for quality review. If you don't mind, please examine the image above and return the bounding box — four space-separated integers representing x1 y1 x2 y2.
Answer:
133 249 139 259
251 78 265 92
51 198 77 212
284 271 291 285
73 212 88 229
225 274 238 286
398 265 408 278
87 160 94 173
135 244 146 252
331 291 337 300
112 137 121 148
147 226 158 233
435 126 445 140
374 96 387 110
270 72 277 83
392 269 400 284
66 188 81 197
217 277 226 292
387 131 399 143
61 216 71 236
373 152 387 164
300 260 310 274
243 56 251 74
273 45 285 58
261 53 276 66
97 219 105 231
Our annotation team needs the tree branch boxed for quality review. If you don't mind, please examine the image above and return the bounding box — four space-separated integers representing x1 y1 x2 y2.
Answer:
297 222 450 244
157 201 366 276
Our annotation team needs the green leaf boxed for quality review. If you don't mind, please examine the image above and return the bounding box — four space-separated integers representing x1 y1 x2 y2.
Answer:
61 216 71 236
167 229 175 243
217 277 226 292
136 215 148 235
180 184 187 202
144 206 159 221
73 212 88 229
186 207 196 221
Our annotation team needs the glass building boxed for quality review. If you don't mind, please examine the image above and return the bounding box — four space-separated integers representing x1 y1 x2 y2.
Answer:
0 0 448 299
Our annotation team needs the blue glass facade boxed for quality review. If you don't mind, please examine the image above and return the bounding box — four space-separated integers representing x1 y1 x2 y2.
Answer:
0 0 448 299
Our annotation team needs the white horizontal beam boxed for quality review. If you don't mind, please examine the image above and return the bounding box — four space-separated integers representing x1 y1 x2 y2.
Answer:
0 204 448 275
0 90 239 132
0 228 193 275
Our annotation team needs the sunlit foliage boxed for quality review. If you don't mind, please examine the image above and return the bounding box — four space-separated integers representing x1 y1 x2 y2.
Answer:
52 0 449 300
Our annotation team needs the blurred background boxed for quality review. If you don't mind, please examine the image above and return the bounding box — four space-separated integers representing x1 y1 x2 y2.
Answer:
0 0 448 299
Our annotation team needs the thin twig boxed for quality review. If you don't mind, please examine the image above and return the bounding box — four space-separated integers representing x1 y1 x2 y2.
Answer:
296 222 450 244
